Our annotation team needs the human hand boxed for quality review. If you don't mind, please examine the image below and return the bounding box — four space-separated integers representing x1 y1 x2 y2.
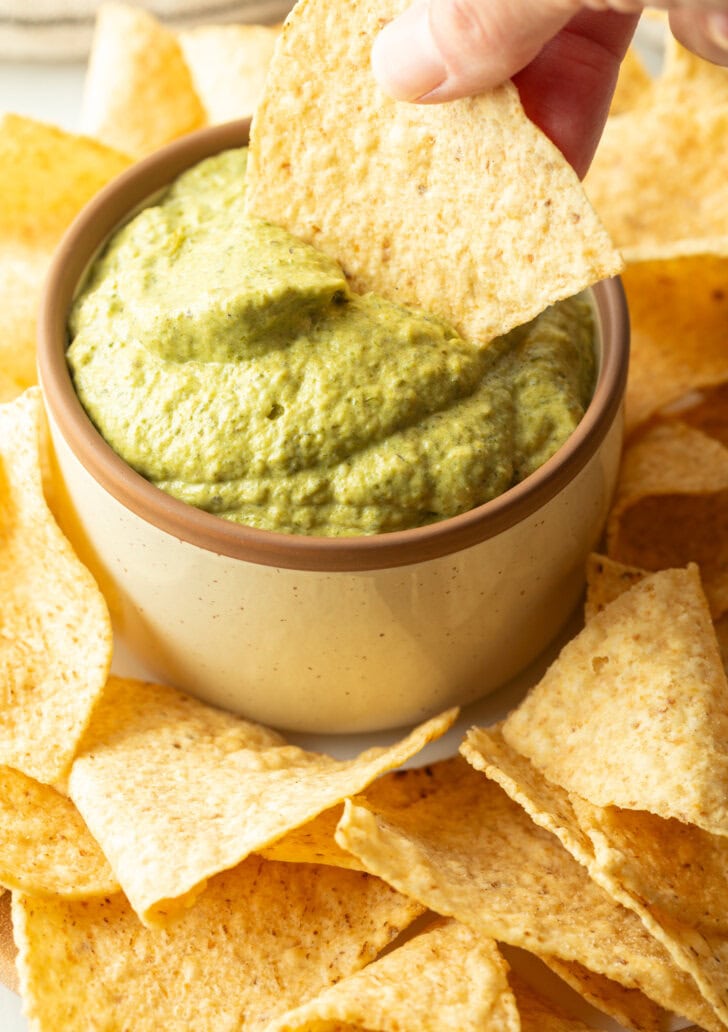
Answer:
371 1 728 176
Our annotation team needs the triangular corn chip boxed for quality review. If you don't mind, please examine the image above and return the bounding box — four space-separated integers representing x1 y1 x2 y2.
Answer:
14 858 422 1032
0 766 117 898
461 725 723 1031
68 676 455 925
246 0 621 346
80 2 205 157
335 758 691 1031
0 115 130 396
606 423 728 616
266 918 520 1032
622 253 728 433
179 23 280 124
502 566 728 832
0 389 112 785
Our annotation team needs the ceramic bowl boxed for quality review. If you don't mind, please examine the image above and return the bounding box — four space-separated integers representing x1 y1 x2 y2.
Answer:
38 119 629 734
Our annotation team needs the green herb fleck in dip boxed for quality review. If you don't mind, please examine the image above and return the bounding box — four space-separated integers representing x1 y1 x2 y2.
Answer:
67 148 596 537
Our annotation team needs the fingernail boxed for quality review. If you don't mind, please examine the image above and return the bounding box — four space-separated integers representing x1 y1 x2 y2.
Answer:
706 10 728 49
371 0 447 101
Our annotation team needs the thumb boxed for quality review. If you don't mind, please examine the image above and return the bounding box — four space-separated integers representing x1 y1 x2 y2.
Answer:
372 0 584 102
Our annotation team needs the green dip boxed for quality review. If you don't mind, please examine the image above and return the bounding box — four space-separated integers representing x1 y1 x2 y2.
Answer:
67 148 596 537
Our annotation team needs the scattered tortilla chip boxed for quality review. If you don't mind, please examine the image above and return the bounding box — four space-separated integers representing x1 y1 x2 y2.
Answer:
716 614 728 675
510 973 597 1032
335 757 688 1031
622 253 728 433
0 893 17 995
0 115 130 395
584 554 647 622
80 2 205 157
664 383 728 449
461 725 723 1032
654 35 728 110
585 102 728 258
246 0 621 347
502 566 728 834
606 422 728 617
179 24 280 124
0 245 52 396
0 765 117 898
537 957 668 1032
0 113 131 250
13 857 422 1032
68 676 456 926
609 46 652 115
0 389 113 785
570 796 728 1030
257 804 364 869
267 918 520 1032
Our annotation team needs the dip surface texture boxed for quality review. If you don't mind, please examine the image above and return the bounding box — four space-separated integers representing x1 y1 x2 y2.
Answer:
67 148 596 537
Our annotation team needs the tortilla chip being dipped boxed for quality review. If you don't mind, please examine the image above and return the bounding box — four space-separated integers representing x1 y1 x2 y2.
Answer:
0 389 113 786
80 2 205 157
266 918 520 1032
13 858 422 1032
246 0 622 348
67 676 456 926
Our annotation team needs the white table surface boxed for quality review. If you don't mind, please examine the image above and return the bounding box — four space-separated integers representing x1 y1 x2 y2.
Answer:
0 26 691 1032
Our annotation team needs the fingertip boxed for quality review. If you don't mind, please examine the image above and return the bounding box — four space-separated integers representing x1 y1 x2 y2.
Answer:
669 9 728 66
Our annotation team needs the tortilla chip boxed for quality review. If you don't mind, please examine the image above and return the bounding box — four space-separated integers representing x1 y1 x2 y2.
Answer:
654 35 728 110
257 804 365 869
0 893 17 995
585 101 728 258
664 383 728 449
267 918 520 1032
502 566 728 833
716 613 728 675
584 553 647 622
335 757 689 1030
80 2 205 157
0 115 130 395
0 389 113 785
13 857 422 1032
0 246 52 395
622 253 728 433
0 765 117 898
461 725 723 1032
510 973 598 1032
178 24 280 124
246 0 621 348
67 676 456 926
570 796 728 1029
536 957 668 1032
0 113 131 250
609 46 652 115
606 422 728 617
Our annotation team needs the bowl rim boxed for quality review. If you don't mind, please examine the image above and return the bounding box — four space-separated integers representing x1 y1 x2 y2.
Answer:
38 118 629 574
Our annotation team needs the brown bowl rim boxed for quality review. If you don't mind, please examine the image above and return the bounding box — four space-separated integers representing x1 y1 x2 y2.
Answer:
38 118 629 573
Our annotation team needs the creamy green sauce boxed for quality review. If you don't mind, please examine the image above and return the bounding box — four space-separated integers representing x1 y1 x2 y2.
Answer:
67 148 596 537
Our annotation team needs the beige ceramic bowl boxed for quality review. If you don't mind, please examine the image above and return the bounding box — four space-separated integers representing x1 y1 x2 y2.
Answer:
38 119 629 735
